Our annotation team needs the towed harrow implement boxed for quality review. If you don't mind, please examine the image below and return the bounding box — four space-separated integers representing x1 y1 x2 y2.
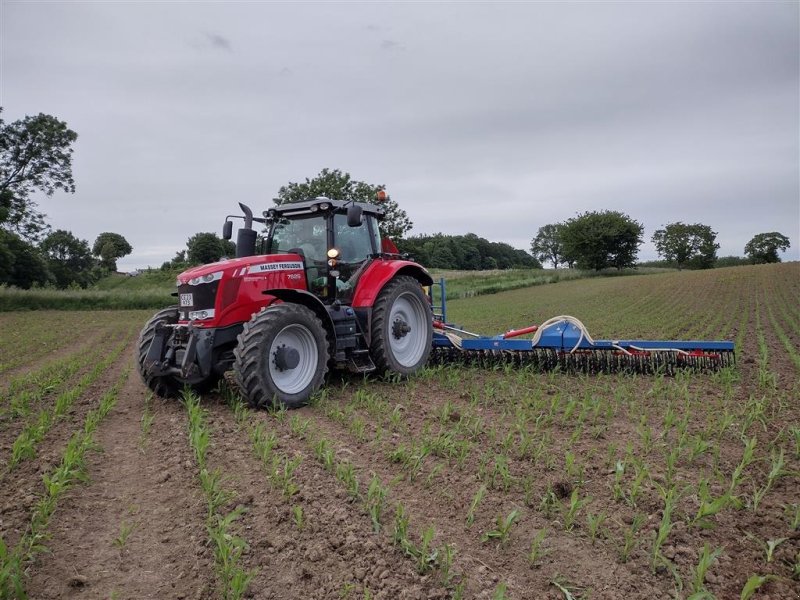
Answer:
428 279 735 375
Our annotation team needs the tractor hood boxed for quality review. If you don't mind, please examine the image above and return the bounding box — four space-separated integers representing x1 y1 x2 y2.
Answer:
177 254 304 285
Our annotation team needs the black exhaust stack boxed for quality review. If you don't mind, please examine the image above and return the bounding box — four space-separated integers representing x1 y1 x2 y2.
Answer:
236 202 258 258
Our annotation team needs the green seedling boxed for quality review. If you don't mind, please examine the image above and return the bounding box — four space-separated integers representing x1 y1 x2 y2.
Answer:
466 485 486 527
528 529 549 567
493 582 508 600
292 505 304 530
393 503 410 548
482 509 520 545
586 512 607 545
112 521 137 549
751 448 785 512
366 475 387 533
619 514 645 563
740 574 779 600
562 489 589 531
336 462 359 499
289 415 309 438
689 544 722 596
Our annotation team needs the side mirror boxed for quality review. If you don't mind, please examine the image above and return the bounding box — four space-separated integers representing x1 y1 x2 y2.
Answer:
222 220 233 240
347 204 363 227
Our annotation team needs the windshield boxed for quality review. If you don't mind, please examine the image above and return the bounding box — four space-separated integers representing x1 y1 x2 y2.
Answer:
269 215 327 263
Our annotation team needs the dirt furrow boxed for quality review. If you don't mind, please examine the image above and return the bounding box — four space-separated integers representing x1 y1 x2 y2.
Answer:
0 338 137 550
25 372 215 600
202 397 450 600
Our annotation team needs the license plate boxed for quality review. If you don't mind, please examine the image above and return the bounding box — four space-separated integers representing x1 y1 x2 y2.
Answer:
179 293 193 307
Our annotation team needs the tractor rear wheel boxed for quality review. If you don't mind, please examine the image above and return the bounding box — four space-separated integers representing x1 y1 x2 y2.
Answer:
137 306 182 397
233 303 329 409
370 276 432 376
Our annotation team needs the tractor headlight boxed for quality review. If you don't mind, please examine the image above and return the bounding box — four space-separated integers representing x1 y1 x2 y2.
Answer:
319 202 331 210
327 248 340 259
327 258 337 267
309 204 319 212
188 271 224 286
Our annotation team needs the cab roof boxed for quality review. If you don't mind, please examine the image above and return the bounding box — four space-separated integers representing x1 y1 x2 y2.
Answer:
263 197 385 220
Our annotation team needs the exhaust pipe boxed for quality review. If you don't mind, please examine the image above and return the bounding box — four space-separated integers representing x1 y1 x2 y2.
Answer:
236 203 257 258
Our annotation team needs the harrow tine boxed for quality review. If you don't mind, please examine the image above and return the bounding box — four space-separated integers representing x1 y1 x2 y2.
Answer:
429 347 735 375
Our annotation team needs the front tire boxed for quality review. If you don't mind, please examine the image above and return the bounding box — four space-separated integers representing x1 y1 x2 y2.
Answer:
233 303 329 409
137 306 182 397
370 276 433 376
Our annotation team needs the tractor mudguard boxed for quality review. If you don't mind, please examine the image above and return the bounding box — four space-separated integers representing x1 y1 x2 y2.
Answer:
351 260 433 309
263 288 337 341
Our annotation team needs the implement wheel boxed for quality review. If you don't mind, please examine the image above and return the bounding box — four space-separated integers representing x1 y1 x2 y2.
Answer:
371 275 432 376
233 303 329 409
137 306 181 397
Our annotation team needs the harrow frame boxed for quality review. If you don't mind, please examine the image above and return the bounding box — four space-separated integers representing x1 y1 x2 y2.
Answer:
427 278 735 372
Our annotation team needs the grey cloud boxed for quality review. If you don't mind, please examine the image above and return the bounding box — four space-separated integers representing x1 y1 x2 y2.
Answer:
204 31 232 51
2 1 797 269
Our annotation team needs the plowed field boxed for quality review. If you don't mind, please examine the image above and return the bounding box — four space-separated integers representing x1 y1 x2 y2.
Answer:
1 263 798 600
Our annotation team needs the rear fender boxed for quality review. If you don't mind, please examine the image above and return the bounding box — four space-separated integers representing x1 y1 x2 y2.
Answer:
351 260 433 309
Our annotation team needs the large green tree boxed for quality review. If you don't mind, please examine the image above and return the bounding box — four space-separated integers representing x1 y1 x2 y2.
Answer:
187 232 235 265
0 230 52 288
744 232 791 264
560 211 644 271
274 168 413 240
39 229 95 288
530 223 565 268
652 222 719 270
92 232 132 271
0 109 78 241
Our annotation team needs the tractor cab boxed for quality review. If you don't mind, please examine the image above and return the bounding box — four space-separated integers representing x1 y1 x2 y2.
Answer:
261 198 384 302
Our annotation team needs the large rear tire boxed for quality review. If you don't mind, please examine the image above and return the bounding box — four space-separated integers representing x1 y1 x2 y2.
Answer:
137 306 182 398
233 303 329 409
370 276 432 376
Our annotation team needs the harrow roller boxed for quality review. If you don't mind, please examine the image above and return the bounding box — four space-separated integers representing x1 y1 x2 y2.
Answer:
427 280 735 375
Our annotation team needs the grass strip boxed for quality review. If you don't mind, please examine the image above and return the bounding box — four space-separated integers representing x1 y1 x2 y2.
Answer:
0 370 128 599
3 331 132 472
182 390 255 600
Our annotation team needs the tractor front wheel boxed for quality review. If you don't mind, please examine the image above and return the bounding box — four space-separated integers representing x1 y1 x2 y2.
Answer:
371 276 433 376
233 303 329 409
137 306 182 397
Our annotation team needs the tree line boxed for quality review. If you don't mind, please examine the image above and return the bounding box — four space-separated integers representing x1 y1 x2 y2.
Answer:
531 212 791 271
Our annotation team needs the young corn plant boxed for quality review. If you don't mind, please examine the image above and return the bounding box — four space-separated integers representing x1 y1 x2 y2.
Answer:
651 486 678 572
365 475 387 533
112 521 137 549
729 437 757 498
745 533 789 564
586 512 607 545
313 438 336 472
688 544 722 596
482 509 520 545
292 505 305 530
336 462 360 499
562 489 590 531
740 574 779 600
692 478 732 529
618 514 645 563
465 485 486 527
528 529 549 567
751 448 785 512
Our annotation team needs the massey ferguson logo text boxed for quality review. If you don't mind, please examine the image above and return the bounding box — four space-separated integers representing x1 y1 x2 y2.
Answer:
247 262 304 274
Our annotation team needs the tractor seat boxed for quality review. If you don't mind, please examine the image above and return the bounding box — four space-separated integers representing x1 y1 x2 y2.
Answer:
289 247 319 287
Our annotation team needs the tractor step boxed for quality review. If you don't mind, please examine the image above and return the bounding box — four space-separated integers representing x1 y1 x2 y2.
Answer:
347 349 376 373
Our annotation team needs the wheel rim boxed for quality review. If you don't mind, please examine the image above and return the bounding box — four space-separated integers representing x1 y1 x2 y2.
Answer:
388 292 428 368
268 324 318 395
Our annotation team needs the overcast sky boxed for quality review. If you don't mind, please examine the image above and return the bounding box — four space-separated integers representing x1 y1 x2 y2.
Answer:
3 1 798 270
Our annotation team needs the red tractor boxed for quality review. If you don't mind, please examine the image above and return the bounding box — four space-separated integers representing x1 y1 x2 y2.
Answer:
137 196 433 408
